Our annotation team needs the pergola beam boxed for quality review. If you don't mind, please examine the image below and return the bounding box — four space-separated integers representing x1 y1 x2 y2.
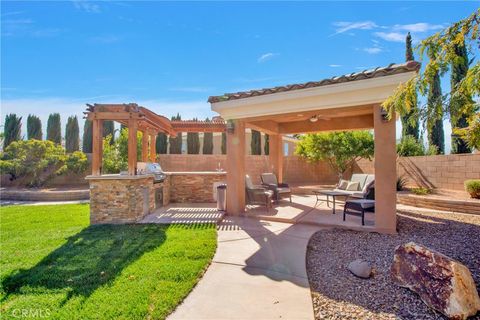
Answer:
278 114 373 134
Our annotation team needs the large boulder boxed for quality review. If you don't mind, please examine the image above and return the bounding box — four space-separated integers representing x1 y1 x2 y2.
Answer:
391 242 480 319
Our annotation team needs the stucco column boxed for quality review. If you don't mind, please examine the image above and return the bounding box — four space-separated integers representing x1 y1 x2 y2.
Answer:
373 105 397 234
226 120 246 215
269 134 284 183
128 119 138 175
91 119 103 176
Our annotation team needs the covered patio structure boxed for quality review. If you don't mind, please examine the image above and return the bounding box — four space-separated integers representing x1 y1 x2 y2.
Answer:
209 61 420 234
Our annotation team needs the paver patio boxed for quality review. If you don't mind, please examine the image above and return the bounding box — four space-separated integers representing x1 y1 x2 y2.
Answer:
169 216 324 320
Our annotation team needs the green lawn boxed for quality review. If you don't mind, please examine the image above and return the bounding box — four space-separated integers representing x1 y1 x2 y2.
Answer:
0 204 217 319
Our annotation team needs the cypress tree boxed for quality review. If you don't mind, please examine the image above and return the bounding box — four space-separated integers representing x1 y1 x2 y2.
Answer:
426 50 444 154
251 130 261 155
202 118 214 154
103 120 115 145
187 118 200 154
3 114 22 149
401 32 419 140
46 113 61 144
82 120 93 153
169 113 182 154
221 132 226 155
65 115 80 153
27 114 42 140
264 134 269 155
156 133 168 154
450 40 472 154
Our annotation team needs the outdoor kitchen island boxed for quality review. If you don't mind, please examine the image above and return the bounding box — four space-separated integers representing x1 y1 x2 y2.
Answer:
86 171 226 224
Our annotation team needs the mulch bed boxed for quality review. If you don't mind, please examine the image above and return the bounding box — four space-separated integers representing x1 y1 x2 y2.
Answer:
306 209 480 320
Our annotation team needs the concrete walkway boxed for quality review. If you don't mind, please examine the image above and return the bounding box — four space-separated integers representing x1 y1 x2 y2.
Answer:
169 216 324 320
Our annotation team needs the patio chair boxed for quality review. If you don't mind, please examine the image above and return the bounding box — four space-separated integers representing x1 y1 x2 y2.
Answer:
245 175 273 209
261 173 292 203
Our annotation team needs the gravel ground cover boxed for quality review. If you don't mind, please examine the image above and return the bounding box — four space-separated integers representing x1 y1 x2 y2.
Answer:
306 208 480 320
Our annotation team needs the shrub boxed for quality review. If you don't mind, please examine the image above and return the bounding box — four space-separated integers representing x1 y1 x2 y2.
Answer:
27 114 42 140
0 140 88 187
396 135 425 156
46 113 61 144
3 114 22 149
464 179 480 199
296 131 374 178
411 187 432 195
65 116 80 152
102 129 142 174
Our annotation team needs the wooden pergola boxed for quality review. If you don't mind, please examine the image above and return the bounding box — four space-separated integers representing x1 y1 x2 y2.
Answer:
85 103 225 176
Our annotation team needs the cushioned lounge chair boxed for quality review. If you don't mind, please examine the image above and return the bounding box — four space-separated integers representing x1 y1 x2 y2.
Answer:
246 175 273 209
261 173 292 203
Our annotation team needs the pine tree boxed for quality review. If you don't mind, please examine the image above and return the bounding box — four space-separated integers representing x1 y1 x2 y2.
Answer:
221 132 226 154
46 113 61 144
103 120 115 145
156 133 168 154
82 120 93 153
450 40 472 154
3 114 22 149
187 118 200 154
27 114 42 140
169 113 182 154
251 130 261 155
65 115 80 152
426 50 445 154
264 134 269 155
202 118 214 154
401 32 419 140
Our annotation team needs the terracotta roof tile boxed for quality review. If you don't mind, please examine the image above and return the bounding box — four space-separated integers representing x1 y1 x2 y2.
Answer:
208 61 420 103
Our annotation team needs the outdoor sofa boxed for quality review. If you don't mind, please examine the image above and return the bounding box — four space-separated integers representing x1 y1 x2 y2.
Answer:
334 173 375 199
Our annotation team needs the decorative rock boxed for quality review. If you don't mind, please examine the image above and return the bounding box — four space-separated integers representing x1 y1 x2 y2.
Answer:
391 242 480 320
347 259 372 279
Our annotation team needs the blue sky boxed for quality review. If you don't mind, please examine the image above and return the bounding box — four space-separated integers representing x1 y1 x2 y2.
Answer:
1 1 478 153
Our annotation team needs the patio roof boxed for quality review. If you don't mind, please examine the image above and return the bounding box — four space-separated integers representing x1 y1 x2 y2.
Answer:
209 61 420 122
208 61 420 103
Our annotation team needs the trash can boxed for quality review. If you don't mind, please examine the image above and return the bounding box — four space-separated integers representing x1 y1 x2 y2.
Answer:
216 184 227 211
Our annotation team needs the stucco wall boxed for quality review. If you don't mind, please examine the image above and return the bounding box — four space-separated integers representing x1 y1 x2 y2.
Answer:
355 153 480 190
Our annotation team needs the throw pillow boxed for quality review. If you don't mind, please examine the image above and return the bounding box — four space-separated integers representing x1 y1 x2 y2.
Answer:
337 179 349 190
346 181 360 191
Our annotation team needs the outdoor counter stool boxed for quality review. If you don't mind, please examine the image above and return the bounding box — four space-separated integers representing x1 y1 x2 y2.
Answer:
343 199 375 226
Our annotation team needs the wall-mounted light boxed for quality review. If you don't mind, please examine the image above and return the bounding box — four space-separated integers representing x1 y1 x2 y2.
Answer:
309 115 318 123
226 120 235 133
380 108 390 122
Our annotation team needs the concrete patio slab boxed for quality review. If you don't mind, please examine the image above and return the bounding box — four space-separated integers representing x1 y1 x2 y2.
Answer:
168 217 323 320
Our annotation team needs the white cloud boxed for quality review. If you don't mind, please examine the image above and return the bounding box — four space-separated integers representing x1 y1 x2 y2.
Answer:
257 53 278 63
363 47 382 54
328 64 342 68
374 31 405 42
72 0 101 13
332 21 378 35
393 22 444 33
